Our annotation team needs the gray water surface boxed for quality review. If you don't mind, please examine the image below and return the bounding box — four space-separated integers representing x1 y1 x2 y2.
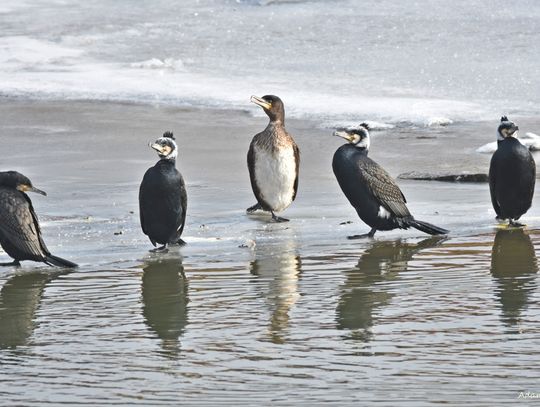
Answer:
1 230 539 405
1 102 540 405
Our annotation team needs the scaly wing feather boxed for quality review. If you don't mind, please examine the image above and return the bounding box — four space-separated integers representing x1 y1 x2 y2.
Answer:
358 158 411 218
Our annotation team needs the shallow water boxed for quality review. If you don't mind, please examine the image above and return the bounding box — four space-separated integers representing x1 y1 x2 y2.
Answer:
1 101 540 404
1 229 540 405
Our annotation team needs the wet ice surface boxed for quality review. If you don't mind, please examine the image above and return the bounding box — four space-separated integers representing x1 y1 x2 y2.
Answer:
1 101 540 405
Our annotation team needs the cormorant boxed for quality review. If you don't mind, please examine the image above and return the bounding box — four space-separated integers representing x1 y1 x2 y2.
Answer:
332 124 449 238
247 95 300 222
139 131 187 252
489 116 536 226
0 171 77 267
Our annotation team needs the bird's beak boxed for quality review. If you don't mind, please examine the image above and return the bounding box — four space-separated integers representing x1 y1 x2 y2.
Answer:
30 187 47 196
333 130 354 142
17 184 47 196
150 142 164 153
250 95 272 110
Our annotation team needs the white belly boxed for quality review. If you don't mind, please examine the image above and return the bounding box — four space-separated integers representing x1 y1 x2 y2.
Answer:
254 146 297 212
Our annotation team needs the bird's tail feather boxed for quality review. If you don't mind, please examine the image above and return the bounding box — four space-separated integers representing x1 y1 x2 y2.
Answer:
408 219 449 235
46 254 78 268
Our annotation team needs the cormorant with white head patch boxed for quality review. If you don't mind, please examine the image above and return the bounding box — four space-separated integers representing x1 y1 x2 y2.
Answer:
489 116 535 226
0 171 77 267
139 132 187 252
247 95 300 222
332 124 449 238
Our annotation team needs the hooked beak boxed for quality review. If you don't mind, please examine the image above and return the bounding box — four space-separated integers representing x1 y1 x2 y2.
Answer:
333 130 354 143
250 95 272 110
17 184 47 196
150 142 164 154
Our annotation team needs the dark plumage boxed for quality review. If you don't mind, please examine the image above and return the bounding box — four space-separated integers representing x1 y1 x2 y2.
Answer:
489 116 536 226
0 171 77 267
139 132 187 252
332 124 449 238
247 95 300 222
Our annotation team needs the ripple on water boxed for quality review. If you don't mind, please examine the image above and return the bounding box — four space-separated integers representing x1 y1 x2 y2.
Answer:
1 229 540 405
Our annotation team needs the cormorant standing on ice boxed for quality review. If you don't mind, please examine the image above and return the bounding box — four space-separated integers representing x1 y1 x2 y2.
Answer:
0 171 77 267
139 132 187 252
332 124 449 238
247 95 300 222
489 116 536 226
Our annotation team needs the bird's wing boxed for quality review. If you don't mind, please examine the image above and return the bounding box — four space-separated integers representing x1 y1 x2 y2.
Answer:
488 155 501 217
0 191 46 259
247 140 264 204
525 151 536 205
359 159 411 218
138 171 150 236
175 174 188 237
292 142 300 201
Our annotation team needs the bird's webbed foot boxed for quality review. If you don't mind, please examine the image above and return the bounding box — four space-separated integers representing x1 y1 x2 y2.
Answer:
347 228 376 239
175 238 187 246
247 203 263 213
0 260 21 267
271 212 289 223
149 244 169 253
510 219 525 227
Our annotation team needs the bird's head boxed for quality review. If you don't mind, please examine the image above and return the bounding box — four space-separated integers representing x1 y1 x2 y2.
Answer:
333 123 371 150
150 131 178 160
250 95 285 123
0 171 46 195
497 116 519 141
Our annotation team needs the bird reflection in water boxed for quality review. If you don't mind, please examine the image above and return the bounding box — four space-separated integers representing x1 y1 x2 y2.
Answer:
141 257 188 356
490 228 538 332
336 237 445 342
250 241 301 344
0 270 67 349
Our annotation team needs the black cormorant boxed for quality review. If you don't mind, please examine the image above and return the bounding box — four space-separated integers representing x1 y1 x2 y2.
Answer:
332 124 449 238
489 116 536 226
247 95 300 222
0 171 77 267
139 132 187 252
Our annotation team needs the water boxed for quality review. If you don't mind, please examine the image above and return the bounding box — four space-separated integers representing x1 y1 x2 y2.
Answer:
2 0 540 404
1 0 540 125
1 230 540 405
1 101 540 404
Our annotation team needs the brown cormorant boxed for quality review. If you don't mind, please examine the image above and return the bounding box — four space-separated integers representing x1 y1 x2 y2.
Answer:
139 132 187 252
332 124 449 238
489 116 536 226
0 171 77 267
247 95 300 222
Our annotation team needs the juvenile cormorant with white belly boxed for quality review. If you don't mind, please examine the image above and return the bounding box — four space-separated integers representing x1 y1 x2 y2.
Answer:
247 95 300 222
332 124 449 238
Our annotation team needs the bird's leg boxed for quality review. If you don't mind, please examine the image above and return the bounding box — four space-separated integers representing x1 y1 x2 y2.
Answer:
271 211 289 223
246 203 262 213
510 219 525 227
149 244 169 253
347 228 377 239
0 260 21 267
